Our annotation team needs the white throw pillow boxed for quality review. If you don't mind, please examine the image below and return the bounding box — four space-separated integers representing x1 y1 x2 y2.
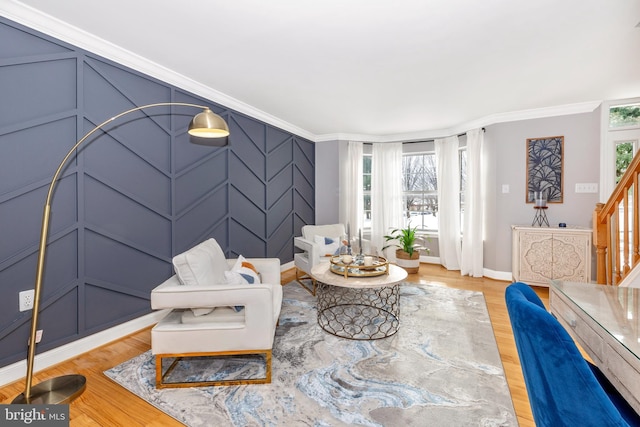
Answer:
314 235 341 256
172 238 228 286
224 255 261 286
223 255 261 312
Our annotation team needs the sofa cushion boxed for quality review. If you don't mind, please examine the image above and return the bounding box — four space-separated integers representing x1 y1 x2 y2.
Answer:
180 307 245 326
191 307 215 317
172 238 228 287
313 235 341 256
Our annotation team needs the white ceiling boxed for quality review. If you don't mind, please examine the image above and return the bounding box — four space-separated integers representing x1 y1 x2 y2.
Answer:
3 0 640 141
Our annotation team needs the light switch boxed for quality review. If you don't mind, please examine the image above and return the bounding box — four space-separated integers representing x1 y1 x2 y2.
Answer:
502 184 509 194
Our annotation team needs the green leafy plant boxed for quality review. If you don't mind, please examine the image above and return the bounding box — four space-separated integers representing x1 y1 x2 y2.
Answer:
383 225 427 257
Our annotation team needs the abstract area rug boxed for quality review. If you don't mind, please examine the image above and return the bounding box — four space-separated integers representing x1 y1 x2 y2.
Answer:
104 282 516 426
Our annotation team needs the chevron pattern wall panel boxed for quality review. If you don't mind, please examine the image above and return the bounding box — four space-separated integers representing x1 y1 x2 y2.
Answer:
293 135 316 233
0 17 315 368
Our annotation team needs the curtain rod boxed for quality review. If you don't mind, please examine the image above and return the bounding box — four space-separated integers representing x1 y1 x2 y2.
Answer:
404 127 486 144
363 127 485 145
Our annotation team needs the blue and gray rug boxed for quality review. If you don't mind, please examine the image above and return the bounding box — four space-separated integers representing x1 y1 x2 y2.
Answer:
104 282 516 426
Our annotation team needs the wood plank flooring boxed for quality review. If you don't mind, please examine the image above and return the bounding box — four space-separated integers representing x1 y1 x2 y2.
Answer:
0 264 545 426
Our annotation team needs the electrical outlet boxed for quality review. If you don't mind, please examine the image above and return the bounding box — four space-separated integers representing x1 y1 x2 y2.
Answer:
19 289 34 312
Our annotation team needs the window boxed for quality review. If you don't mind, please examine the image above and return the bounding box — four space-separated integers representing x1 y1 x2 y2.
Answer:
363 144 467 232
602 99 640 197
363 154 372 228
611 104 640 183
459 147 467 227
616 140 636 183
609 103 640 128
402 153 438 231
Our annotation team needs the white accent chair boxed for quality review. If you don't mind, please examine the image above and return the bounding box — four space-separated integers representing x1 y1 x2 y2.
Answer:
294 224 376 295
150 239 282 388
294 224 345 295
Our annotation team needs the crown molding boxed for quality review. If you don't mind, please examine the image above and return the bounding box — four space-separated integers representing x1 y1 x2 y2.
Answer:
314 128 453 143
315 101 602 143
463 100 603 131
0 1 316 141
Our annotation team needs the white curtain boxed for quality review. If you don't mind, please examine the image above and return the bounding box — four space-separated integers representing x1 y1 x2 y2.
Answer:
339 141 363 233
460 129 485 277
435 136 461 270
371 142 404 259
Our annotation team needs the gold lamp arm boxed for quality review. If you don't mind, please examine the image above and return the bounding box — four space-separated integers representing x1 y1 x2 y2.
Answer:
16 102 227 404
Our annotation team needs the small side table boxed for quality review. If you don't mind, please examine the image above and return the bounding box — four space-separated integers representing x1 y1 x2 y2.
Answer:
532 206 549 227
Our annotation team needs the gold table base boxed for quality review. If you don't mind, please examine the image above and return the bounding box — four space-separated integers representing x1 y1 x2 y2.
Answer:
316 282 400 340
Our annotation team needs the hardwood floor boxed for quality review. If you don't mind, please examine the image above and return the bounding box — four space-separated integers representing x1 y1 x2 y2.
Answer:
0 264 545 426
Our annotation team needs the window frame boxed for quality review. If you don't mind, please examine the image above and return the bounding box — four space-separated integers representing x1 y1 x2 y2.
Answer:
362 142 467 234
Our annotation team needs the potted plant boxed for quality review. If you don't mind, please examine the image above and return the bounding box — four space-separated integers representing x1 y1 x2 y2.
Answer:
382 225 427 273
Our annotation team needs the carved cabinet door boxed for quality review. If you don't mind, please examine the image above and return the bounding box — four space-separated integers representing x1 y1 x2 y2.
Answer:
519 231 553 283
512 226 592 286
551 233 590 281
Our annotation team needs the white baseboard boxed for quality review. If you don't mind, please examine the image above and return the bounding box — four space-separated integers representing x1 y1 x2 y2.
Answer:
420 256 512 282
0 309 169 388
420 255 440 264
483 268 512 282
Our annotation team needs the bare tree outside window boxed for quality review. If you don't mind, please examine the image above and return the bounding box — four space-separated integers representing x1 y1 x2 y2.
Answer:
402 155 425 216
363 147 466 233
363 155 372 228
459 148 467 227
402 153 438 230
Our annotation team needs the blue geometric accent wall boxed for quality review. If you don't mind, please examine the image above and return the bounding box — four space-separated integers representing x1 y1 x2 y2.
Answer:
0 17 315 368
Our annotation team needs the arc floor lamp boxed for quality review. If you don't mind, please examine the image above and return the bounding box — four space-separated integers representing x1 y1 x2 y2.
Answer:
13 102 229 404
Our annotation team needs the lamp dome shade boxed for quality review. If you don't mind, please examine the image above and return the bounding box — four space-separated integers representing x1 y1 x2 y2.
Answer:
188 108 230 138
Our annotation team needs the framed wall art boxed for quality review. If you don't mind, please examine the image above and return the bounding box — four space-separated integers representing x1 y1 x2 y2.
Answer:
526 136 564 203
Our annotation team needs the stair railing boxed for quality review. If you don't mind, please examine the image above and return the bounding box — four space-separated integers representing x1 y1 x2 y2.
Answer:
593 150 640 285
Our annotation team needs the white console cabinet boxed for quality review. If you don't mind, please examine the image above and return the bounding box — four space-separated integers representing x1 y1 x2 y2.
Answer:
511 225 592 287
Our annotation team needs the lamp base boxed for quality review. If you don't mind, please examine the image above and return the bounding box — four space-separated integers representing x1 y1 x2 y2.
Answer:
12 374 86 404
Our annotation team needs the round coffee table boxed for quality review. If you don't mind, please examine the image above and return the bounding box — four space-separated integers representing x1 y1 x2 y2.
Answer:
310 262 408 340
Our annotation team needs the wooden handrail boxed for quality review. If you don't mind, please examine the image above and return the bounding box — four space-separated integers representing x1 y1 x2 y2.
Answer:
594 150 640 284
